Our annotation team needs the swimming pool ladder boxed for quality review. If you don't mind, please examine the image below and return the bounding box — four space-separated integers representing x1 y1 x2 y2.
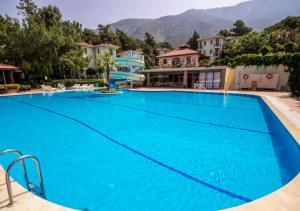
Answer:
0 149 46 205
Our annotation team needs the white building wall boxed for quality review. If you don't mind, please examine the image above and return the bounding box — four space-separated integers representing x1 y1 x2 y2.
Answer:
199 38 224 63
235 65 290 91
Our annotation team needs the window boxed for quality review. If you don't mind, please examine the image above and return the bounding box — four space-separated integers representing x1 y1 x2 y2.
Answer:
163 59 167 64
203 41 206 46
210 49 213 54
110 49 113 55
215 49 219 56
172 58 180 66
187 56 192 64
210 40 213 45
97 48 100 54
84 48 87 54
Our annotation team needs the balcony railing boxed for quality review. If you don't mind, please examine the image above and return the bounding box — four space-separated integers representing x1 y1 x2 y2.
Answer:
156 62 200 69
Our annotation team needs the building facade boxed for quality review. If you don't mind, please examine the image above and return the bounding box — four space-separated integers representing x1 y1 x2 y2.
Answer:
156 45 200 68
79 42 119 70
198 36 239 63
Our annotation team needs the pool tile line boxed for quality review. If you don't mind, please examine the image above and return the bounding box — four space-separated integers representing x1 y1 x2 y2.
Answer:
8 97 252 203
64 95 273 136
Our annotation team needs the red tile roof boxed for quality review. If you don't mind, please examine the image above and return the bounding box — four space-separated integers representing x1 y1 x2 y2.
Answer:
78 42 95 48
157 48 199 58
0 64 18 70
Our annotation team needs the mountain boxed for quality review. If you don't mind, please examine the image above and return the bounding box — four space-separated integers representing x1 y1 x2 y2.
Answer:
110 0 300 47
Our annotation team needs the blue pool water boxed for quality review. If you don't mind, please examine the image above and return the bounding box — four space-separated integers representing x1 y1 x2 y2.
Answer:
0 90 299 211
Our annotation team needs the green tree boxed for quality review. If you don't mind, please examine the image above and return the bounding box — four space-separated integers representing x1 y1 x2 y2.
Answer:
97 24 119 45
230 20 252 36
82 28 100 44
285 42 298 53
99 52 116 91
144 32 156 48
218 29 231 37
115 28 137 51
187 31 200 50
157 41 173 50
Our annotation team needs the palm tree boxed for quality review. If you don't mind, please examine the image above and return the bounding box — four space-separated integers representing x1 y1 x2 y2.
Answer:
99 52 116 91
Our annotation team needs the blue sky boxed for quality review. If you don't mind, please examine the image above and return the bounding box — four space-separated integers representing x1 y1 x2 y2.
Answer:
1 0 248 28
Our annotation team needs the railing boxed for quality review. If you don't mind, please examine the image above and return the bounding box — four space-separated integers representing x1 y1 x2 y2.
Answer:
0 149 46 205
157 63 197 68
0 149 30 188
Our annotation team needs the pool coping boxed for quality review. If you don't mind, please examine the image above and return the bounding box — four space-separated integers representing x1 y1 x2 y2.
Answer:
0 88 299 210
0 166 77 211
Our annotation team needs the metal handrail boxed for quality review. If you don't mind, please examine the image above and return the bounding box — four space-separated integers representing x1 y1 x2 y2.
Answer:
5 155 46 205
0 149 30 189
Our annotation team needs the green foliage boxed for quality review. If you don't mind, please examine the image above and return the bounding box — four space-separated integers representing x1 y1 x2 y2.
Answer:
187 31 200 50
260 45 273 55
230 20 252 36
285 42 298 53
115 28 137 51
0 0 89 81
0 84 21 90
97 24 119 45
52 79 105 87
86 68 97 76
157 42 174 50
264 16 300 33
144 32 156 48
98 52 116 90
82 28 100 44
225 32 267 56
218 29 231 37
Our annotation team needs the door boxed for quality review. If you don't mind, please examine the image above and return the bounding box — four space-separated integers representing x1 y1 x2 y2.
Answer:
199 72 206 87
213 72 221 89
206 72 213 89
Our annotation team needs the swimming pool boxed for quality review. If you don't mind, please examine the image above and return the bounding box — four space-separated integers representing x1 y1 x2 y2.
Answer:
0 90 299 210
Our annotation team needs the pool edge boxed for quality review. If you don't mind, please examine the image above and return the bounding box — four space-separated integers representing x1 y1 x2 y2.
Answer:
0 166 77 211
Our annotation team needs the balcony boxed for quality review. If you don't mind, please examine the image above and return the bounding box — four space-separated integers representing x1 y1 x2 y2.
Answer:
214 43 222 48
156 62 198 69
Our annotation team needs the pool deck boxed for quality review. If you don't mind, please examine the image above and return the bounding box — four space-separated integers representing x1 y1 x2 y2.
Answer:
0 88 299 211
0 167 76 211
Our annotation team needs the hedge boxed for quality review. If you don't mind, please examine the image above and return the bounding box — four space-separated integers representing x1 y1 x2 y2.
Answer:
0 84 21 90
51 79 106 87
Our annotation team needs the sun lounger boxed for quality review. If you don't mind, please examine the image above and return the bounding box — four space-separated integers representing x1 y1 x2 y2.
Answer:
194 83 206 89
57 83 66 90
41 85 57 91
71 84 81 89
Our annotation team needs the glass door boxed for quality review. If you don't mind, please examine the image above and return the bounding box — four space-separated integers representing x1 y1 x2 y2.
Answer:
199 72 206 87
213 72 221 89
206 72 213 89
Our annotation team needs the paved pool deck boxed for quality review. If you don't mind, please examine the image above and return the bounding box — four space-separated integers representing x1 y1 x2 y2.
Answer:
0 88 299 210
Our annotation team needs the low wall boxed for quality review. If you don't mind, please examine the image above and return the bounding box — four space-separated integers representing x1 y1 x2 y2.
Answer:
234 65 289 91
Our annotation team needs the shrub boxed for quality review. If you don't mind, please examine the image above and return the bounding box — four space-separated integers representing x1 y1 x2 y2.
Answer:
0 84 21 91
52 79 106 87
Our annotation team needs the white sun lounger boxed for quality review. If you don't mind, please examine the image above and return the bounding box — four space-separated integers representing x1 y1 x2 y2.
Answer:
57 83 66 90
72 84 81 89
194 83 206 89
41 85 58 91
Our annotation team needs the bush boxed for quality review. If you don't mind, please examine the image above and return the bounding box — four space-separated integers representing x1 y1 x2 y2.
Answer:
0 84 21 91
52 79 106 87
